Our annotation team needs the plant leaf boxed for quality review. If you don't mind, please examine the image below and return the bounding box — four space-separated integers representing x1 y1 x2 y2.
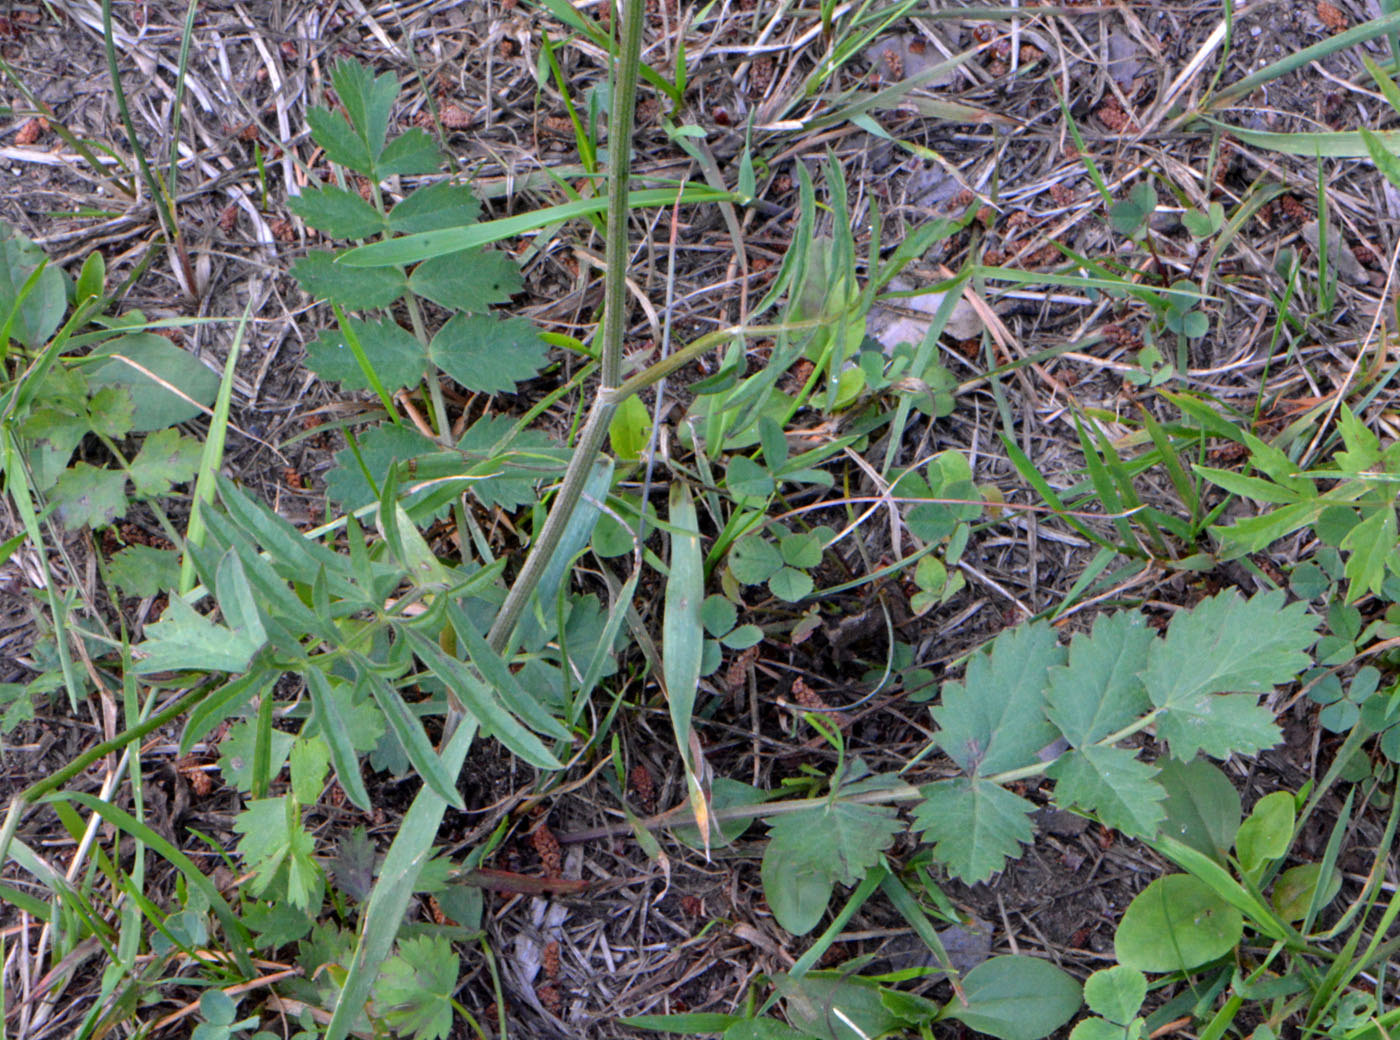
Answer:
1047 745 1164 837
307 106 374 175
374 935 459 1040
1155 757 1241 861
357 667 464 809
409 250 522 312
0 221 67 348
305 316 428 392
912 778 1036 883
51 462 128 529
85 332 221 431
933 621 1063 775
377 128 444 177
129 428 202 498
1340 505 1396 602
428 313 549 394
289 185 386 239
330 59 396 163
944 956 1082 1040
290 250 408 309
1046 611 1154 746
1114 874 1243 972
234 796 323 909
388 181 482 233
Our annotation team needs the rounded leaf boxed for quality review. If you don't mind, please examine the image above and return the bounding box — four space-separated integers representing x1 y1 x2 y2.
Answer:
946 955 1082 1040
1271 861 1342 922
760 837 832 936
1236 791 1295 875
1115 874 1243 973
1082 965 1146 1023
1156 758 1241 861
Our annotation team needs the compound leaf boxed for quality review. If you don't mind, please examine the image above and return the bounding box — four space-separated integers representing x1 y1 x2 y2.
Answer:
305 316 427 392
389 181 481 234
912 778 1035 883
933 622 1062 775
428 313 548 395
1157 691 1280 762
234 796 323 909
134 594 264 673
1047 745 1164 837
290 250 408 310
377 128 444 178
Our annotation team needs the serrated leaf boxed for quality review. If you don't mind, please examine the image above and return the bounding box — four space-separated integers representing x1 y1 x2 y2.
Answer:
388 181 482 234
330 59 395 161
934 622 1062 775
1143 591 1316 712
134 594 264 673
330 826 379 902
129 428 202 498
377 127 444 177
85 332 220 431
288 185 386 239
51 463 128 529
108 544 180 598
20 407 87 490
1048 745 1165 837
305 316 427 392
1156 691 1280 761
87 385 134 439
307 106 374 175
217 718 294 792
374 935 458 1040
454 416 565 509
409 250 522 311
428 313 548 394
234 796 323 909
290 250 408 309
911 778 1035 883
1341 506 1396 602
290 735 330 805
1046 612 1154 746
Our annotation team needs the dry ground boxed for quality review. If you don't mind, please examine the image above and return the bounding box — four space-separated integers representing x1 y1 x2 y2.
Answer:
2 0 1398 1037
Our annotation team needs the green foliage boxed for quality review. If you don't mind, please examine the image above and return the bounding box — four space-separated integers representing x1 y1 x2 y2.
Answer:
373 935 460 1040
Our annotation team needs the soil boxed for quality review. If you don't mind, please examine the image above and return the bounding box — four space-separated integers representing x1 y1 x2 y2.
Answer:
1 0 1398 1037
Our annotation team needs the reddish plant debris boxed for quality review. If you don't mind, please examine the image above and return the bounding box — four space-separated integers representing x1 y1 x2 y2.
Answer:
1096 95 1137 133
1280 195 1308 222
530 822 563 878
1103 324 1143 352
1048 183 1076 206
747 54 775 99
628 763 658 814
536 983 563 1014
177 756 213 797
1316 0 1348 32
269 218 295 243
542 940 561 980
218 204 238 234
725 644 760 694
680 894 704 917
790 677 831 713
15 117 48 146
440 104 474 129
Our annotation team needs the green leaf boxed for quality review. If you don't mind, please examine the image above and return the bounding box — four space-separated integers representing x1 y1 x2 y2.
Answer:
729 534 783 585
723 624 764 649
427 313 548 394
1340 505 1396 601
1156 757 1241 861
1082 965 1147 1023
912 778 1036 883
767 566 813 602
129 428 202 498
377 128 444 177
290 250 408 309
87 385 135 439
608 394 651 462
51 463 128 529
219 719 294 792
777 972 909 1040
701 594 737 637
388 182 482 234
409 250 522 311
0 221 67 348
1114 874 1243 972
663 483 704 765
330 59 396 163
1144 592 1316 758
933 622 1063 775
288 185 386 239
305 670 376 811
20 407 87 490
1046 611 1154 746
945 956 1082 1040
1048 745 1164 837
1235 790 1295 876
1272 862 1341 922
726 455 775 500
135 594 264 673
779 530 824 569
234 797 323 909
85 333 221 431
307 106 374 175
305 316 427 392
357 668 464 809
108 544 181 598
290 735 330 805
374 935 458 1040
760 801 901 934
